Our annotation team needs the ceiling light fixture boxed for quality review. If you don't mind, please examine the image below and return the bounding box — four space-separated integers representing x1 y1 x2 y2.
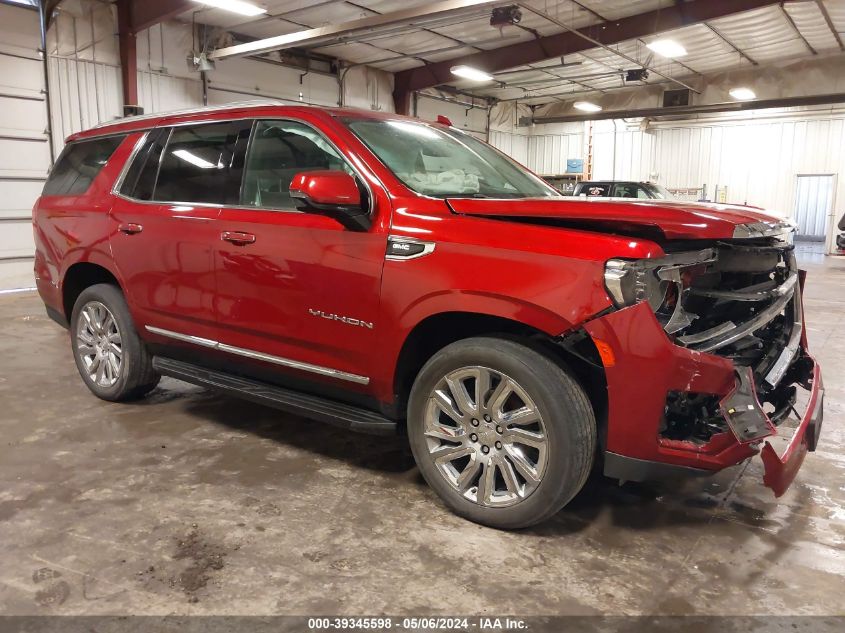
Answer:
193 0 267 17
574 101 602 113
729 87 757 101
450 65 494 82
173 150 221 169
646 39 687 58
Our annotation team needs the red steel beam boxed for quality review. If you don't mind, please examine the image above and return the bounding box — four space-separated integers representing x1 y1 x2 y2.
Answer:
392 0 782 113
116 0 192 108
126 0 195 33
117 0 138 108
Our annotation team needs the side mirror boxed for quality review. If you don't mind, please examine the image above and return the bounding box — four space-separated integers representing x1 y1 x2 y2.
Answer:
289 170 368 231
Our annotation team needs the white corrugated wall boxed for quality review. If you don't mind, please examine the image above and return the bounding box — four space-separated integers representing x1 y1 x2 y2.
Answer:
648 114 845 252
0 2 50 290
650 116 845 210
527 133 585 176
507 110 844 252
414 94 489 138
489 130 529 167
47 57 122 157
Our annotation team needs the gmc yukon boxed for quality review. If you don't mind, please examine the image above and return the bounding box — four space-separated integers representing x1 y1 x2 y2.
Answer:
32 103 824 529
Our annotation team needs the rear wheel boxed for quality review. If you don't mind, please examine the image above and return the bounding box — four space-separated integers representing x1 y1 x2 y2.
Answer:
70 284 159 401
408 337 596 529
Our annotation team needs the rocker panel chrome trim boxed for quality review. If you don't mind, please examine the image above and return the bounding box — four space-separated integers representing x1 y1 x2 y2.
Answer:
144 325 370 385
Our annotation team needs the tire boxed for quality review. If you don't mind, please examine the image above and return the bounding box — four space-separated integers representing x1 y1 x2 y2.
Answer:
407 336 596 529
70 283 160 401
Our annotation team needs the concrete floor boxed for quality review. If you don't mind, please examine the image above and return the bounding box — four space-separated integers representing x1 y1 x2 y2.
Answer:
1 257 844 618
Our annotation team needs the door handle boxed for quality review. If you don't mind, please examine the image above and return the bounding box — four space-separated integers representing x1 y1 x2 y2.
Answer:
118 223 143 235
221 231 256 246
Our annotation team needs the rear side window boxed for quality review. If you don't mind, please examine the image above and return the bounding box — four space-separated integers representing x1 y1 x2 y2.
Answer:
153 121 251 204
43 136 125 196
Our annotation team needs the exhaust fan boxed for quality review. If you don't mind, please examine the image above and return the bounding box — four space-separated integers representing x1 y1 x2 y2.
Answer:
490 5 522 27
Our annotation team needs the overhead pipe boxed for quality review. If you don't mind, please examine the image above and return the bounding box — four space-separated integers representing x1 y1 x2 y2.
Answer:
416 91 489 111
531 93 845 124
208 0 500 60
38 0 55 163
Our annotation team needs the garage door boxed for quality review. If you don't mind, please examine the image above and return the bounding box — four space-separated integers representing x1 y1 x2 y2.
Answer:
0 2 51 291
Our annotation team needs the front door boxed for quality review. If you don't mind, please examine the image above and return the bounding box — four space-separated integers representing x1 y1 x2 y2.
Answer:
213 119 387 391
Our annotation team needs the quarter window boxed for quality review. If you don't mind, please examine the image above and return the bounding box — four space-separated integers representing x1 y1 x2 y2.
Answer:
43 135 125 196
241 120 354 210
153 121 250 204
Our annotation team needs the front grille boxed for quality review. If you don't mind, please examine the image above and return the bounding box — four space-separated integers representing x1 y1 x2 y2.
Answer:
657 239 803 443
670 240 798 375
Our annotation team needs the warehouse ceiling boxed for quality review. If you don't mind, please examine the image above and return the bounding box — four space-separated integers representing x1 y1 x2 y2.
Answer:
178 0 845 106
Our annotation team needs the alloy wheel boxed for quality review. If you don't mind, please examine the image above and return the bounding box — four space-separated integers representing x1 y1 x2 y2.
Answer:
76 301 123 388
423 366 549 507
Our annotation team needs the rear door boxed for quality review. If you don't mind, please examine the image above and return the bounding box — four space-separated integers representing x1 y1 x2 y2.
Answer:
109 120 251 341
212 118 387 391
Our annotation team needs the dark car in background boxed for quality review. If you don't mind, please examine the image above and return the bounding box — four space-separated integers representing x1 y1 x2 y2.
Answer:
838 213 845 252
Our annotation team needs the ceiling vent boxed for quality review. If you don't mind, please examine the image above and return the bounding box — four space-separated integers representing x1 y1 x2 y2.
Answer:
625 68 649 82
663 88 692 108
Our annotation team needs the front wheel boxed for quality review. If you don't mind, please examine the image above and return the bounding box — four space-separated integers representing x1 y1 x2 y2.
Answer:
408 337 596 529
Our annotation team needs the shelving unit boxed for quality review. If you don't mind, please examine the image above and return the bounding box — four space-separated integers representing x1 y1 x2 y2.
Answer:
541 173 585 195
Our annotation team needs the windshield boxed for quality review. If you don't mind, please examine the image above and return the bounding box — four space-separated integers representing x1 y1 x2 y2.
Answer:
344 119 558 199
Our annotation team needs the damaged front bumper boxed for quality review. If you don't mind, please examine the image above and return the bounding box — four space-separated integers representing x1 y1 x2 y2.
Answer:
583 297 823 497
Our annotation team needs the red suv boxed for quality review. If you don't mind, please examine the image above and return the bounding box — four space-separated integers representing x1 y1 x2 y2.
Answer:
33 103 823 529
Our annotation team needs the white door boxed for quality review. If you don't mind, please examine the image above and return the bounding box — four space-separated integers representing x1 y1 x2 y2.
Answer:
0 2 51 290
793 175 835 242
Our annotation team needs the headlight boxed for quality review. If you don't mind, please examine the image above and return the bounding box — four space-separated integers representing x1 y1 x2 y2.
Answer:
604 259 670 310
604 249 718 332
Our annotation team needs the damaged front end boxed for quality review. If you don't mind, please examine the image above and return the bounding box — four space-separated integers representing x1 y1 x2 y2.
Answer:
584 230 823 496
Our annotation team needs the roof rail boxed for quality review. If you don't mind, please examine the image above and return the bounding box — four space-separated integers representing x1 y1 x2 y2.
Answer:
91 99 290 129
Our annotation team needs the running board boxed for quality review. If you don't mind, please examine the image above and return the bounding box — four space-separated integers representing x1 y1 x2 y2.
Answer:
152 357 397 436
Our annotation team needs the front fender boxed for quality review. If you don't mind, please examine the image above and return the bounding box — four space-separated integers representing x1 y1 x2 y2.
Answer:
373 243 614 403
397 289 575 337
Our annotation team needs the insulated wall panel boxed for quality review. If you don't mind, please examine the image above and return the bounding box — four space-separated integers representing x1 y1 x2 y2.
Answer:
489 130 530 168
0 2 49 289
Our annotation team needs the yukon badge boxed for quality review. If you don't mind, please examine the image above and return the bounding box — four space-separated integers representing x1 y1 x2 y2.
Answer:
309 309 374 329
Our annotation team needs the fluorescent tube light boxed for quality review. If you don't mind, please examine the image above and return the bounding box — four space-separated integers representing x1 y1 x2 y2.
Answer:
574 101 602 112
193 0 267 17
729 87 756 101
173 150 220 169
450 65 494 82
646 39 687 58
387 121 440 139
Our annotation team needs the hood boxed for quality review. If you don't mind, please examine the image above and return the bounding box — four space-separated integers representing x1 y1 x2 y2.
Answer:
447 197 788 241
